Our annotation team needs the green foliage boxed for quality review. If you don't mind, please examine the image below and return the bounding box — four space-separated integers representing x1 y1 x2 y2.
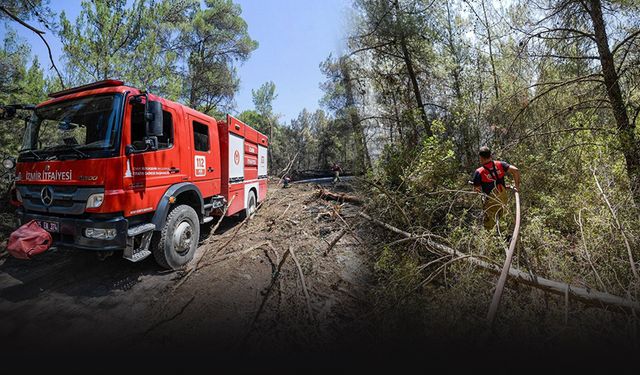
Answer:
0 1 52 22
184 0 257 113
237 110 262 131
405 121 458 191
252 81 277 117
0 31 49 157
346 0 640 343
58 0 256 114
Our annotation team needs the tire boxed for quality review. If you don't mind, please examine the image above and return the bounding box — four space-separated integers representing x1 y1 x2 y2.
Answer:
238 191 257 220
152 204 200 270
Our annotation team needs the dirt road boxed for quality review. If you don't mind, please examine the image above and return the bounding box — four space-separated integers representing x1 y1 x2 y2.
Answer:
0 181 373 354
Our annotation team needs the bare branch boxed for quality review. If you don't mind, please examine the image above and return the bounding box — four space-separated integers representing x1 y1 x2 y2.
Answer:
612 29 640 56
508 74 604 129
0 5 65 88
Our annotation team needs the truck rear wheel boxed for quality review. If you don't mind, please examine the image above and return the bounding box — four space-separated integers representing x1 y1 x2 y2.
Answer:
152 204 200 269
239 191 257 220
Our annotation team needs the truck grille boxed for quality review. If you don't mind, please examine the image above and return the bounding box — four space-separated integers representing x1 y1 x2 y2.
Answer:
17 185 105 215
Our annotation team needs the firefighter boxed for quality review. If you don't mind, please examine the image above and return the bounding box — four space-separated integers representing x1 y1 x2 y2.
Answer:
472 146 520 231
331 162 343 183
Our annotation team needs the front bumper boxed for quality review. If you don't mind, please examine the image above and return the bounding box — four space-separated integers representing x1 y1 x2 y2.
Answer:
17 208 128 251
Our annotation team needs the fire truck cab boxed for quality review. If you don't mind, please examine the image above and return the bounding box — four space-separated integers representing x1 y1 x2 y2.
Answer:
9 79 268 269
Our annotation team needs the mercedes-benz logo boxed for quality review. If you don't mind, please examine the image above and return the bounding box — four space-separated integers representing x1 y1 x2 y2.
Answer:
41 186 53 206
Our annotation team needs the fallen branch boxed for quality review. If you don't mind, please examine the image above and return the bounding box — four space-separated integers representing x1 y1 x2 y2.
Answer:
208 241 270 264
198 198 266 271
145 295 195 335
331 204 363 245
317 188 363 205
359 212 640 313
355 176 412 227
241 245 292 347
289 246 314 321
278 151 299 185
323 228 346 256
276 203 292 221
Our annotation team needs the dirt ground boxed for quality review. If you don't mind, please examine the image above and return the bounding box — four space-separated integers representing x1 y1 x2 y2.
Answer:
2 181 636 371
0 181 375 360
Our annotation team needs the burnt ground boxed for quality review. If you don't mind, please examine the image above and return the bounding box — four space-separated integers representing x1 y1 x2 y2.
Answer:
0 181 386 370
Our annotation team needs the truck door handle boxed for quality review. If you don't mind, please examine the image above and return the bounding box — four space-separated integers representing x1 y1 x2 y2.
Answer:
169 167 180 174
207 167 214 172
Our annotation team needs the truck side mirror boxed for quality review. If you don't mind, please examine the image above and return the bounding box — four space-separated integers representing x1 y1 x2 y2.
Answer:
145 101 163 137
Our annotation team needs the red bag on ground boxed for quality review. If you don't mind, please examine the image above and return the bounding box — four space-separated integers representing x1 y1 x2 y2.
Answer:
7 220 52 259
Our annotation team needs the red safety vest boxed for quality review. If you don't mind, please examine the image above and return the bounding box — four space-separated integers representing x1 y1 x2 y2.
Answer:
476 161 507 193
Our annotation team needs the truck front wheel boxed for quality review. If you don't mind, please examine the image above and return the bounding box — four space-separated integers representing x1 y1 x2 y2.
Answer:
152 204 200 269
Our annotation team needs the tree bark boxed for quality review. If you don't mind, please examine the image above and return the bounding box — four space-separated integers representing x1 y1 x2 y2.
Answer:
340 57 371 173
445 0 463 101
393 0 431 137
587 0 640 204
317 188 363 204
480 0 499 100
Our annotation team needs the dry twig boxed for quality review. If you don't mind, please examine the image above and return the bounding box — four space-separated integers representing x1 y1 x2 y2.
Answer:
210 241 271 264
241 246 292 346
145 295 195 335
592 168 639 280
323 229 346 256
576 209 608 292
289 246 314 321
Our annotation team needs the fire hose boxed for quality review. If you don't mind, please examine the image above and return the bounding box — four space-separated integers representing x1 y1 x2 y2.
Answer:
486 186 521 328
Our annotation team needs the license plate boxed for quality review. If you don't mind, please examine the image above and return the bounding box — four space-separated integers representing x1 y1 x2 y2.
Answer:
38 220 59 233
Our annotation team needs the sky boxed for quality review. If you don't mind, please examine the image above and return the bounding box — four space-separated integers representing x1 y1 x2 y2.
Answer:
0 0 350 123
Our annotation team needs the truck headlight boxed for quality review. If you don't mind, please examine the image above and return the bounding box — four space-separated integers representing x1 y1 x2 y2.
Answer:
2 158 15 170
84 228 117 240
86 193 104 209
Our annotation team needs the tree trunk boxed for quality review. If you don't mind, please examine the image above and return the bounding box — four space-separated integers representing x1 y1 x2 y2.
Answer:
340 57 371 173
481 0 499 100
393 0 431 137
446 0 463 101
588 0 640 203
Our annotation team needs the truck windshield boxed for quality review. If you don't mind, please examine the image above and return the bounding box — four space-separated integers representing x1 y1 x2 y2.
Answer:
21 94 123 159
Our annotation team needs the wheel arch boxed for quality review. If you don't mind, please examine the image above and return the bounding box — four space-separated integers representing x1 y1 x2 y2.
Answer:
152 183 204 230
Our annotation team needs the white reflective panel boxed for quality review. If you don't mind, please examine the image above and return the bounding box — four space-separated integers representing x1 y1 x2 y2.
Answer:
229 133 245 180
258 145 268 177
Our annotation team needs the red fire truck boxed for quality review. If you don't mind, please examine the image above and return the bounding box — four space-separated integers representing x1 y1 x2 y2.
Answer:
5 79 268 269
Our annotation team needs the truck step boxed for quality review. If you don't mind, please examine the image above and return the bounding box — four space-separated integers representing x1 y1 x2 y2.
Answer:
125 249 151 262
127 223 156 237
124 225 155 263
202 216 214 224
